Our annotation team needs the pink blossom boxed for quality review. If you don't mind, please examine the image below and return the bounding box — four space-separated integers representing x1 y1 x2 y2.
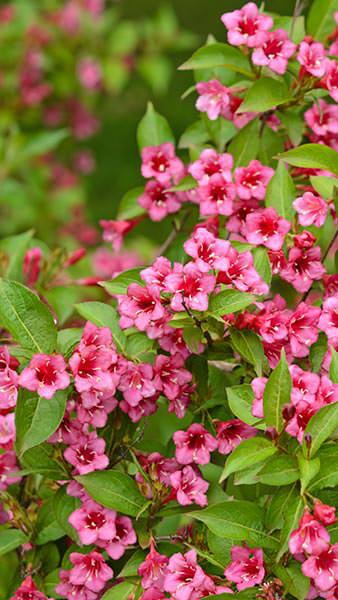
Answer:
305 100 338 137
217 248 269 296
243 207 290 251
77 57 101 90
0 413 15 448
290 365 320 405
216 419 257 454
141 257 172 290
281 246 325 293
138 544 169 590
0 347 18 410
56 569 97 600
138 180 182 221
141 143 184 184
118 283 167 334
19 354 70 399
76 392 117 428
153 354 192 401
297 41 329 78
0 450 21 490
302 545 338 591
268 250 287 275
69 500 116 545
221 3 273 48
314 502 337 526
289 510 330 556
23 247 42 286
317 375 338 405
170 465 209 506
103 514 136 559
227 199 260 235
251 29 296 74
64 431 109 475
100 219 136 251
319 294 338 340
184 228 230 272
255 297 290 344
288 303 321 357
158 327 192 360
10 576 49 600
293 192 328 227
68 99 99 140
165 262 216 312
188 149 233 183
225 545 265 590
141 589 165 600
164 549 208 599
251 377 267 419
118 361 156 406
198 173 236 216
285 399 322 442
173 423 218 465
168 381 195 419
234 160 274 201
294 231 317 249
68 551 113 593
195 80 231 120
324 60 338 102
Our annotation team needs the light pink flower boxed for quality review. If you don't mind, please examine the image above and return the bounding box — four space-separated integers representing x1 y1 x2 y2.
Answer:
289 510 330 556
243 207 290 251
293 192 328 227
56 569 97 600
141 143 184 184
100 219 136 251
281 247 325 293
69 500 116 545
217 247 269 296
319 294 338 340
305 100 338 137
171 465 209 507
324 60 338 102
118 361 156 406
216 419 257 454
225 545 265 590
0 413 15 449
164 550 208 599
0 450 21 490
252 29 296 74
285 399 322 442
64 431 109 475
165 262 216 312
221 3 273 48
141 257 172 290
0 347 19 411
184 228 230 272
103 514 136 559
68 551 113 593
77 57 101 89
138 544 169 590
235 160 274 201
251 377 267 419
173 423 218 465
68 99 99 140
297 41 329 78
196 80 231 120
19 354 70 399
188 149 233 183
138 180 182 221
153 354 192 401
290 365 320 405
198 173 236 216
302 545 338 591
118 283 167 334
76 391 117 428
288 303 321 358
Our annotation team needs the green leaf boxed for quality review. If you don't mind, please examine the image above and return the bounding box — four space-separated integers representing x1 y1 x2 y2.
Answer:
278 144 338 177
310 175 338 200
118 549 147 578
297 453 320 494
190 500 279 549
265 161 296 221
0 279 57 354
0 230 34 281
227 384 262 426
265 484 299 532
44 569 61 599
220 437 276 482
330 348 338 383
257 454 299 486
230 329 264 376
307 0 338 42
168 175 197 192
179 120 209 149
278 111 305 146
35 498 65 545
20 129 68 159
310 332 328 373
53 486 80 543
101 582 136 600
277 494 304 560
274 562 310 600
179 43 252 78
310 445 338 491
125 332 155 362
203 116 237 152
208 289 255 316
15 390 67 456
117 187 145 220
137 102 174 150
303 402 338 457
100 268 143 296
253 247 272 286
0 529 27 557
228 118 260 167
240 78 292 113
76 470 147 517
20 443 67 478
75 301 127 354
263 350 291 433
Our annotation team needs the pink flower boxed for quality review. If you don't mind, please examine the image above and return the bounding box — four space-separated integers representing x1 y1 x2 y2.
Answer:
294 231 317 249
68 99 99 140
0 347 19 410
10 576 48 600
289 510 330 556
251 29 296 74
184 228 230 272
23 247 42 286
141 143 184 184
302 545 338 591
153 354 192 401
319 295 338 340
188 149 233 183
281 247 325 293
285 399 321 442
103 514 136 559
141 257 172 290
243 207 290 251
173 423 218 465
170 465 209 506
216 419 257 454
19 354 70 399
217 248 269 296
290 365 320 405
305 100 338 137
0 450 21 490
293 192 328 227
118 283 167 334
324 60 338 102
225 546 265 590
251 377 267 419
100 219 136 251
221 3 273 48
297 41 329 78
195 80 231 120
164 550 208 599
56 569 97 600
198 173 236 216
317 375 338 405
64 431 109 475
0 413 15 448
76 392 117 428
138 180 182 221
69 500 116 545
118 361 156 406
68 551 113 593
141 589 166 600
77 57 101 90
165 262 216 312
138 544 169 590
234 160 274 201
314 502 336 526
288 303 321 358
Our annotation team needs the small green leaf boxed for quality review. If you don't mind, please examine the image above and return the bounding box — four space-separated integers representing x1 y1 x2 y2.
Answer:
310 175 338 200
277 494 304 560
179 120 209 149
274 562 310 600
302 402 338 457
54 486 80 542
220 437 276 482
20 129 68 159
265 161 296 221
117 187 145 220
227 384 261 426
0 529 27 557
240 78 292 113
125 332 155 362
101 582 136 600
228 118 260 167
310 445 338 491
297 453 320 494
169 175 197 192
100 268 143 296
263 350 291 433
330 348 338 383
278 144 338 177
307 0 338 42
230 329 264 376
75 301 127 354
253 247 272 286
179 43 252 78
310 332 328 373
137 102 174 150
208 289 255 316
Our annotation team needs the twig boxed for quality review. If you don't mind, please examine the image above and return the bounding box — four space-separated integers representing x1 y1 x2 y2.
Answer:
157 210 191 257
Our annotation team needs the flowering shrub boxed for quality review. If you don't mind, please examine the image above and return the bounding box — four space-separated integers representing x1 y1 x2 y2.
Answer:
1 1 338 599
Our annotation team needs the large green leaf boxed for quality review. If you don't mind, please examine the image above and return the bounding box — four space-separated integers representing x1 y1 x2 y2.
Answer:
137 102 174 150
0 529 27 557
0 230 34 281
298 453 320 494
277 494 305 560
227 384 261 426
228 118 260 168
20 129 68 160
208 289 255 316
240 78 292 113
101 582 136 600
230 329 264 376
263 350 291 433
75 301 127 354
307 0 338 42
220 437 276 482
278 144 338 177
76 470 148 517
117 187 145 220
257 454 299 486
0 279 57 354
302 402 338 457
179 43 252 78
100 268 143 296
265 162 296 221
274 563 310 600
253 247 272 287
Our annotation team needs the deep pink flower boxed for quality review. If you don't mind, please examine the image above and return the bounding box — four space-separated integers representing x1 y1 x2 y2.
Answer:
314 502 337 526
173 423 218 465
167 381 196 419
74 150 96 175
23 247 42 286
195 80 231 120
290 365 320 405
189 149 233 183
19 354 70 399
76 391 117 428
198 173 236 216
252 29 296 74
216 419 257 454
305 100 338 137
141 589 166 600
217 247 269 295
69 500 116 545
138 180 182 221
243 207 290 251
64 431 109 475
317 375 338 405
221 3 273 48
0 450 21 490
302 545 338 591
288 303 321 358
141 143 184 184
225 546 265 590
118 283 167 333
77 57 101 90
324 60 338 102
138 544 169 590
68 99 99 140
294 231 317 249
251 377 267 419
56 569 97 600
255 298 290 344
170 465 209 506
165 262 216 312
293 192 328 227
159 327 192 360
319 295 338 340
153 354 192 401
10 576 48 600
235 160 274 201
297 41 329 78
100 219 135 251
68 551 113 593
268 250 287 274
102 514 136 559
281 247 325 293
118 361 156 406
184 228 230 272
164 550 208 599
289 510 330 556
227 199 259 235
